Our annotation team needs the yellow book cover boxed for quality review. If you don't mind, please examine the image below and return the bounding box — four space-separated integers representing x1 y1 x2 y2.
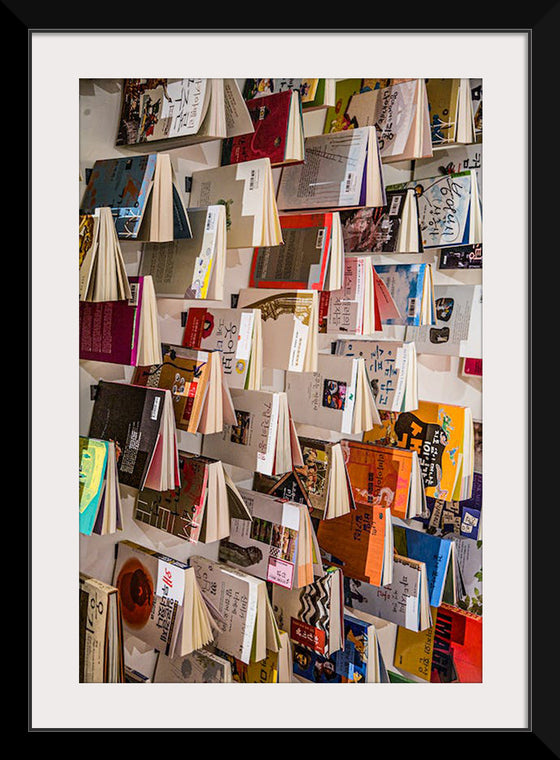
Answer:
393 608 438 681
323 78 363 134
425 78 461 145
363 400 471 502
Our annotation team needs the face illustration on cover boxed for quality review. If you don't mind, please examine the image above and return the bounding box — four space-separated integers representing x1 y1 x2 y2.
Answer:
116 557 154 628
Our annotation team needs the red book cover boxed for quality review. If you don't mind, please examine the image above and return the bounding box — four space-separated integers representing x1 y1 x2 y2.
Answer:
249 212 334 290
222 90 301 168
430 603 482 683
182 307 208 349
79 276 143 366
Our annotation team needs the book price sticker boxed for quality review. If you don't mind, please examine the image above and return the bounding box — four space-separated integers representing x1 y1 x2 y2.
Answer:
267 558 294 589
156 560 185 605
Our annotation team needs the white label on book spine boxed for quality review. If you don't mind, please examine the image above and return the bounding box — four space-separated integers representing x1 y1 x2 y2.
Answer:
236 312 254 361
289 317 309 372
156 560 185 605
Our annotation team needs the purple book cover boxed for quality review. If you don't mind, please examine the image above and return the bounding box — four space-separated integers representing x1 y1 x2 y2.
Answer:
79 277 144 366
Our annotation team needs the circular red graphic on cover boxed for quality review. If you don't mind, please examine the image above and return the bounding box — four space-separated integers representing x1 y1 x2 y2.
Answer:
116 558 154 629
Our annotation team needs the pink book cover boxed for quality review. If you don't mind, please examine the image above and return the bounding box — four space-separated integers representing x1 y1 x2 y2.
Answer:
79 276 143 366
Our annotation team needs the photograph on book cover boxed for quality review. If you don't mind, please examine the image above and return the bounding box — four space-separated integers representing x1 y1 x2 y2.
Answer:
29 25 533 737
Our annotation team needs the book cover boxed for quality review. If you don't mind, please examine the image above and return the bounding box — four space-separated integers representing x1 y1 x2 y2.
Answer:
339 439 414 521
272 568 342 657
317 503 390 587
393 523 455 608
183 307 257 389
438 243 482 270
113 541 189 657
79 276 144 365
323 78 364 133
425 78 461 146
454 536 483 616
243 78 320 107
79 437 110 536
88 380 166 491
249 212 335 290
414 470 483 541
344 555 428 631
133 452 211 543
339 189 412 253
373 263 433 327
363 401 473 502
393 610 437 681
218 488 303 590
430 603 482 683
222 89 302 167
153 648 232 683
252 471 312 511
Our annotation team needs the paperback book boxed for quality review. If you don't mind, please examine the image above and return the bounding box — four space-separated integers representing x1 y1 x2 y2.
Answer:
372 263 436 327
79 436 123 537
243 78 336 111
79 207 132 302
79 573 125 683
425 78 476 146
153 648 232 683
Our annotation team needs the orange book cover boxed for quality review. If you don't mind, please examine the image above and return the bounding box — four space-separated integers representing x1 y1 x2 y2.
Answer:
363 400 470 502
340 439 413 520
317 503 388 586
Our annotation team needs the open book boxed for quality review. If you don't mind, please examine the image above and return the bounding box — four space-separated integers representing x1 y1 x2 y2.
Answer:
88 380 180 492
332 338 418 413
113 540 215 658
134 451 251 544
285 353 381 435
139 205 227 300
201 388 303 477
243 78 336 112
237 287 318 373
221 89 305 168
190 555 281 665
183 306 263 390
80 152 191 242
132 343 236 436
80 275 162 367
79 207 131 302
218 488 322 590
79 573 125 683
79 436 123 536
425 78 476 147
276 127 386 211
372 263 436 327
116 78 254 149
188 157 282 248
249 211 344 292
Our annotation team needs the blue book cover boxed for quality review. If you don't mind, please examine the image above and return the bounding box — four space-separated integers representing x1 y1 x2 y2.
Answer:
373 263 432 326
393 523 454 607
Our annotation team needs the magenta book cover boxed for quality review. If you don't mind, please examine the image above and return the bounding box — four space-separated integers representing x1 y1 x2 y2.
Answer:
79 276 143 365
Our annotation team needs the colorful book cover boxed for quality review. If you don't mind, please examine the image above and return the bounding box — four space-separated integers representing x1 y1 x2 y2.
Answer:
79 276 143 366
217 647 279 683
80 154 158 239
243 78 319 104
438 243 482 270
373 263 432 327
425 78 461 146
317 502 389 586
133 452 210 543
414 470 482 540
339 189 413 253
249 212 335 290
79 437 110 536
393 524 455 607
88 380 166 491
222 89 302 168
430 603 482 683
363 401 472 502
393 609 438 681
323 78 363 133
339 439 414 521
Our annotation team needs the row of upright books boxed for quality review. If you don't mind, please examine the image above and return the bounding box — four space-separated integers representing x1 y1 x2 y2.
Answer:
78 76 482 687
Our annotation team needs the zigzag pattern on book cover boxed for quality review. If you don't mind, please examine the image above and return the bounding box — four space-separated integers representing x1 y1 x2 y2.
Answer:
297 575 332 638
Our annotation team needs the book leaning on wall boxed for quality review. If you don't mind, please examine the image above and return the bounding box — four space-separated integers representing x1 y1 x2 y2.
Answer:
218 488 323 590
79 573 125 683
134 451 252 544
139 205 227 300
237 287 318 372
332 338 418 413
285 353 381 435
132 343 236 435
183 306 263 391
79 207 132 302
88 380 180 492
80 152 192 242
116 78 254 149
190 555 281 665
188 157 282 248
276 127 386 212
80 275 162 367
201 388 303 477
113 540 215 658
79 436 123 536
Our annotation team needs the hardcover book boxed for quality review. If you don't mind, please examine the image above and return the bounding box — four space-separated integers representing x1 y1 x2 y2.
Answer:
221 89 304 168
80 152 191 241
139 205 227 300
249 212 344 292
88 380 180 492
188 157 282 248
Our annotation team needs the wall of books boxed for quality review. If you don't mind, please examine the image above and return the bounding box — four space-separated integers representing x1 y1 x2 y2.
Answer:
78 76 485 690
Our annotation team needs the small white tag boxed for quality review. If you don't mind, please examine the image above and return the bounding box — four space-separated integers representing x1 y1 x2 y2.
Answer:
156 560 185 605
